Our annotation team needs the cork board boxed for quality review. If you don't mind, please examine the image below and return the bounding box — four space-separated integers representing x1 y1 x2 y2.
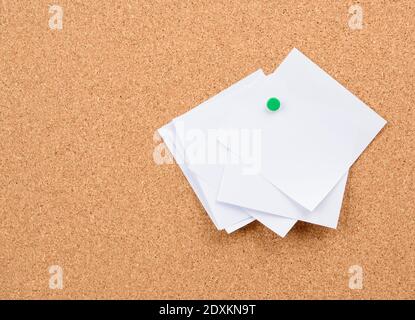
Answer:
0 0 414 299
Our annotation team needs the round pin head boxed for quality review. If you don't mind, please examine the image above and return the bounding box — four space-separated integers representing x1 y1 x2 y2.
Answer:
267 97 280 111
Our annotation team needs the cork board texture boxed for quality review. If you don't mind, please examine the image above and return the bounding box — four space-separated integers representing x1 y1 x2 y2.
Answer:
0 0 414 299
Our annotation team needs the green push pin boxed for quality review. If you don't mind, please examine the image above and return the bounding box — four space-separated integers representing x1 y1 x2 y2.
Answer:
266 97 280 111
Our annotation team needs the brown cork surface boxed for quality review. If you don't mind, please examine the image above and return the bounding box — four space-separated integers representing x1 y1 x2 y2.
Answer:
0 0 414 299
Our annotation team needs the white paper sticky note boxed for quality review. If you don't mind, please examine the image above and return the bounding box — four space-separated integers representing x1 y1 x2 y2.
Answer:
218 164 348 228
169 64 349 230
214 48 386 210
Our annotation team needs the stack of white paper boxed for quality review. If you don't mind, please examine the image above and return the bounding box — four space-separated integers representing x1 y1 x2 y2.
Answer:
158 48 386 237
